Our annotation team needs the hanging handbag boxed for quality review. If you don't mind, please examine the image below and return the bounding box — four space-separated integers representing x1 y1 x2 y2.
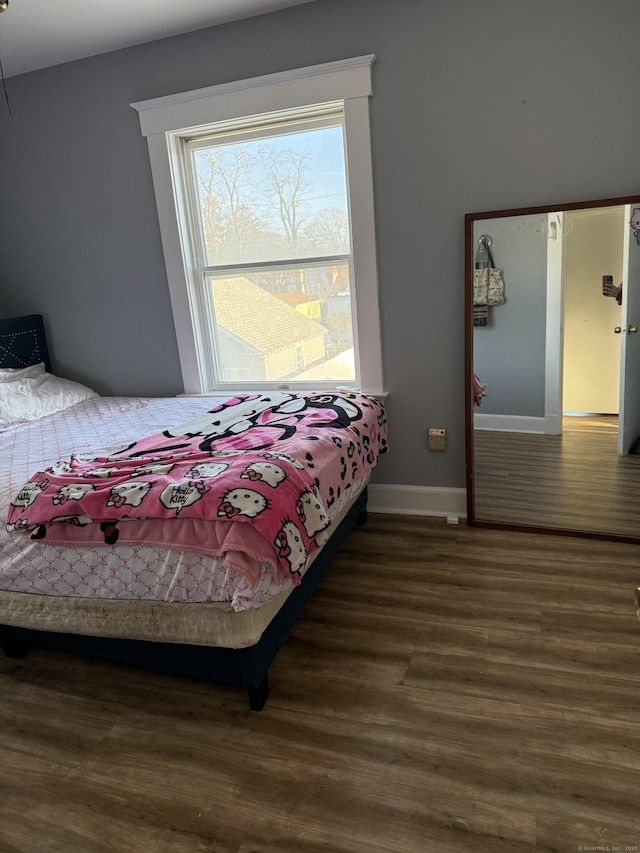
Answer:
473 237 506 306
474 266 506 305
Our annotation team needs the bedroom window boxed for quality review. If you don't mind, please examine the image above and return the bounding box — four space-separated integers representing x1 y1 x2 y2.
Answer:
132 56 383 395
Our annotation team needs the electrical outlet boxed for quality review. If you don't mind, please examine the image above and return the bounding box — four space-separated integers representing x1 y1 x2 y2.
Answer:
428 428 447 452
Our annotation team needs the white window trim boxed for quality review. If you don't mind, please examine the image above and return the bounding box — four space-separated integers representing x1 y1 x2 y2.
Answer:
131 55 384 395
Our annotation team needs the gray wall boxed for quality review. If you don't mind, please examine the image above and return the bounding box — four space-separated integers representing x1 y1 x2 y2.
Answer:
0 0 638 492
473 215 548 417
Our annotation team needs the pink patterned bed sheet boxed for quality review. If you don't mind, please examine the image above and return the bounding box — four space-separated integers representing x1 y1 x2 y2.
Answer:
5 392 388 602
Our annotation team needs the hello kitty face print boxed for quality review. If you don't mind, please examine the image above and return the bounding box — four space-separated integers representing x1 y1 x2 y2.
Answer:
185 462 228 479
218 488 268 519
106 481 152 509
274 520 307 576
241 462 286 488
52 483 96 505
296 490 330 539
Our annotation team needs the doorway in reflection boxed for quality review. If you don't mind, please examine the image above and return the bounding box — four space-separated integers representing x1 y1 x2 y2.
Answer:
562 207 624 416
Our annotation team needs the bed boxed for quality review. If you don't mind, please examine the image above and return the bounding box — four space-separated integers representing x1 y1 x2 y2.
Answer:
0 314 388 709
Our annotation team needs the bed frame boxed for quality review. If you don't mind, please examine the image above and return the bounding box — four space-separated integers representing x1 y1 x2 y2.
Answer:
0 314 368 709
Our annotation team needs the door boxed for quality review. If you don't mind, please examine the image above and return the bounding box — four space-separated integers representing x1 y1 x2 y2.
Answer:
618 203 640 452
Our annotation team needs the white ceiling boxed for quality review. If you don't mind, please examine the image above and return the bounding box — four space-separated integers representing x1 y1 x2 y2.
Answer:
0 0 317 78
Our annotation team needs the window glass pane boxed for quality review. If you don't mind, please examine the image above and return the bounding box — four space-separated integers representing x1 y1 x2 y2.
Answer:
192 124 350 266
206 263 355 383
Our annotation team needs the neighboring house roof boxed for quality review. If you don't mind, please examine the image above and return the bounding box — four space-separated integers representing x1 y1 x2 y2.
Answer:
212 277 327 354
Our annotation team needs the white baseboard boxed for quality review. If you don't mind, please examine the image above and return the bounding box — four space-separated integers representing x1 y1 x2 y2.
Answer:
367 483 467 519
473 412 545 433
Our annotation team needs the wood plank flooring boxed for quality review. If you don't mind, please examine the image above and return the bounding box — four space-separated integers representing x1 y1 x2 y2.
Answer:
2 514 640 852
473 415 640 537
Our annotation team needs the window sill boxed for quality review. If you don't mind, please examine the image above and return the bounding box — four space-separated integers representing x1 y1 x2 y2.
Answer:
177 389 389 400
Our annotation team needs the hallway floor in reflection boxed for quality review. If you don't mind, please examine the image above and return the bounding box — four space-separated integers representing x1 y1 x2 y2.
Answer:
474 415 640 538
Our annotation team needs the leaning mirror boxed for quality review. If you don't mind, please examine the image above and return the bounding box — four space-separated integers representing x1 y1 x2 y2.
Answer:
465 194 640 541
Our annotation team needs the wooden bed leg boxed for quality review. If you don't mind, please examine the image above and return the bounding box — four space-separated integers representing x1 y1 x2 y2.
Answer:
247 675 269 711
356 507 368 526
1 639 31 659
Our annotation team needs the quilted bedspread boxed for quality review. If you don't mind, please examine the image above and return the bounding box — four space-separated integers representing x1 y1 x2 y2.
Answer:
7 392 388 587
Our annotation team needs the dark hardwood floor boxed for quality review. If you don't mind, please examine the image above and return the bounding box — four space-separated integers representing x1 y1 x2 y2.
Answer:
474 415 640 537
1 513 640 852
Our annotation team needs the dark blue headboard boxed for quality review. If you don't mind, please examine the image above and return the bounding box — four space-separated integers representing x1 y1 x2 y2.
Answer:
0 315 51 372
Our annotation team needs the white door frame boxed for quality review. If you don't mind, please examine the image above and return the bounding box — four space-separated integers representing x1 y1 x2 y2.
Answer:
544 212 565 435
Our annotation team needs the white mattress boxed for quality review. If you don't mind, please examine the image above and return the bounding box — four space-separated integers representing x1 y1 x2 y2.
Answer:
0 396 368 647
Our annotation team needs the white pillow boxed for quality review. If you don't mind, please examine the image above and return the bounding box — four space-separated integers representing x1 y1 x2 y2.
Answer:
0 363 97 426
0 362 47 382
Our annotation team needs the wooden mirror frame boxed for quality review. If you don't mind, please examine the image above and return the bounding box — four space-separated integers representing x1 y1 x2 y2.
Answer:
464 193 640 544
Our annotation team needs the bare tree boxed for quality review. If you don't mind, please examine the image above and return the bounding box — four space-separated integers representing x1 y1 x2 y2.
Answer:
323 311 352 352
303 207 350 256
196 148 224 263
195 145 265 263
260 145 311 254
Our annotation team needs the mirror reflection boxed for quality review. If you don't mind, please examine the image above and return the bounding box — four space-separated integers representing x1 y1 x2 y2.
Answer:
468 196 640 539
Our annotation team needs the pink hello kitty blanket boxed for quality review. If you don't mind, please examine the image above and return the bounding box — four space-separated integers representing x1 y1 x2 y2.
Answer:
6 392 388 588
